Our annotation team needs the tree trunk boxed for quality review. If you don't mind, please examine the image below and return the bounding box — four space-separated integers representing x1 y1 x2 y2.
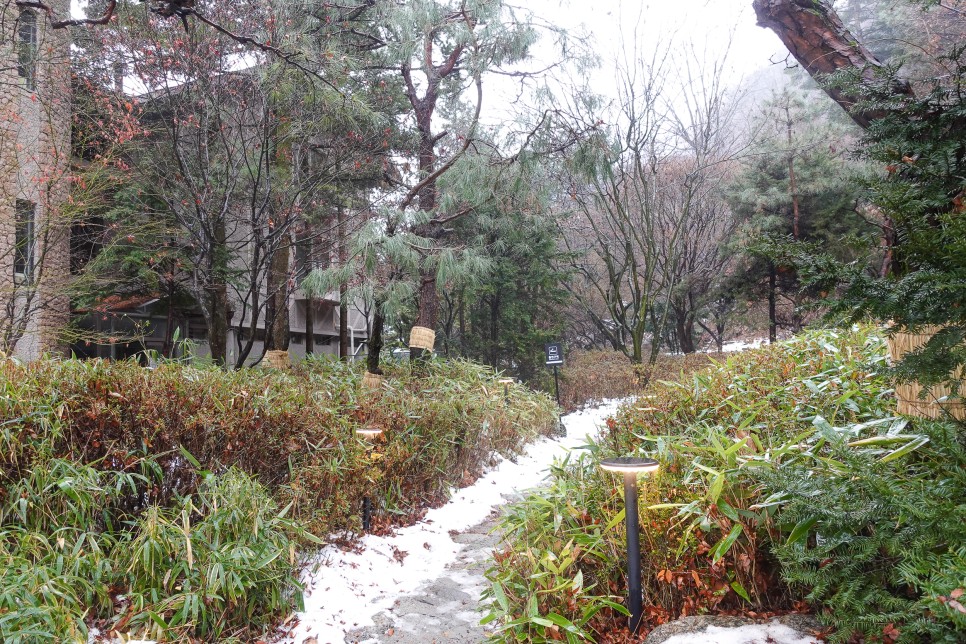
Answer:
410 273 438 363
208 218 230 366
697 318 725 353
265 237 290 352
752 0 913 130
162 278 176 358
338 206 349 361
785 105 801 241
208 280 229 366
675 310 696 354
489 293 499 369
768 263 778 344
785 106 803 333
367 304 385 375
458 290 466 355
410 94 441 365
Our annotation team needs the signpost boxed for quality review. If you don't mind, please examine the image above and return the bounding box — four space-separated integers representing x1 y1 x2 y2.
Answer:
545 341 563 403
545 342 565 436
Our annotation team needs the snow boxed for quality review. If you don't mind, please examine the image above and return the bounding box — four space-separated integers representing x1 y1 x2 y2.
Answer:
87 628 152 644
283 401 625 644
661 623 820 644
718 338 767 353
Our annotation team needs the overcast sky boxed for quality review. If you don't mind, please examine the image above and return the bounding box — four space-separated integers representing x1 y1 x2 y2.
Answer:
481 0 793 131
554 0 787 80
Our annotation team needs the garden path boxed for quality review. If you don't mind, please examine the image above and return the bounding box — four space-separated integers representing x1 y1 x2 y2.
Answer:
284 403 621 644
285 398 821 644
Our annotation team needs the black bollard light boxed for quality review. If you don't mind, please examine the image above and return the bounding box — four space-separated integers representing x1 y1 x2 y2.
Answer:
355 427 384 532
599 457 660 634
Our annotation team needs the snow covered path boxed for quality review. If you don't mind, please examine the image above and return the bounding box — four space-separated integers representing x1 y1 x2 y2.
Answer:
281 399 822 644
282 402 623 644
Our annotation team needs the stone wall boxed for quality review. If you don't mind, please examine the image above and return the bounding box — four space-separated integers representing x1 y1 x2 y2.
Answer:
0 0 71 359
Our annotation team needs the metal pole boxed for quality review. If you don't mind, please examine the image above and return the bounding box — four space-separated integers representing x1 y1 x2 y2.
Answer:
553 364 561 406
623 472 643 633
363 495 372 532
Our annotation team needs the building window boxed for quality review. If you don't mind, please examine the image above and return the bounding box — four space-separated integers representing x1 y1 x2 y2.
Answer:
17 10 38 91
294 228 330 284
15 200 35 280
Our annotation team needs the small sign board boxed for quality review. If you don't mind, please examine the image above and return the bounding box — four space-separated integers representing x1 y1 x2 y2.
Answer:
544 342 564 366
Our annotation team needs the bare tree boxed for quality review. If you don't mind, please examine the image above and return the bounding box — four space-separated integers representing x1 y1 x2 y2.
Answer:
557 39 743 363
85 1 381 367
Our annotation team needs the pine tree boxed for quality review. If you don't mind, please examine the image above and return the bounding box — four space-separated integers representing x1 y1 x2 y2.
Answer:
726 88 873 340
754 0 966 390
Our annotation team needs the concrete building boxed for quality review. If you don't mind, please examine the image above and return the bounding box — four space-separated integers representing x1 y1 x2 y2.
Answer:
0 0 72 359
72 255 371 365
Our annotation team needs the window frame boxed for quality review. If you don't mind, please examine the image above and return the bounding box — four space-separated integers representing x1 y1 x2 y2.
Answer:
17 9 38 91
14 200 36 281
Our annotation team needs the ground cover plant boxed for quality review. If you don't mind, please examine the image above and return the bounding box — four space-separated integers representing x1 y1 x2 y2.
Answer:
0 356 556 641
485 326 966 642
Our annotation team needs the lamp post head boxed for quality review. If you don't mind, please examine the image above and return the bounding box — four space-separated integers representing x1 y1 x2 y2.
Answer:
599 457 660 474
356 427 384 439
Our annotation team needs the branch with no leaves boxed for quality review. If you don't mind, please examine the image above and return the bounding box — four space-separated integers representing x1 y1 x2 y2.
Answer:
15 0 117 27
15 0 337 90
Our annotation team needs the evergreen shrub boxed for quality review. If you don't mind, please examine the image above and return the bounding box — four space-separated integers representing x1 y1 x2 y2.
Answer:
1 357 556 531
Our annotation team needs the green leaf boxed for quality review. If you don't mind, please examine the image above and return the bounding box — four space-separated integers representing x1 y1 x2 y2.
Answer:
848 434 922 447
709 472 725 504
604 507 625 532
880 435 930 462
717 500 741 522
730 579 751 602
812 415 839 441
179 445 202 469
693 461 722 477
786 516 818 545
573 569 584 592
712 524 743 563
526 593 538 617
491 582 509 611
147 610 170 629
545 612 581 633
